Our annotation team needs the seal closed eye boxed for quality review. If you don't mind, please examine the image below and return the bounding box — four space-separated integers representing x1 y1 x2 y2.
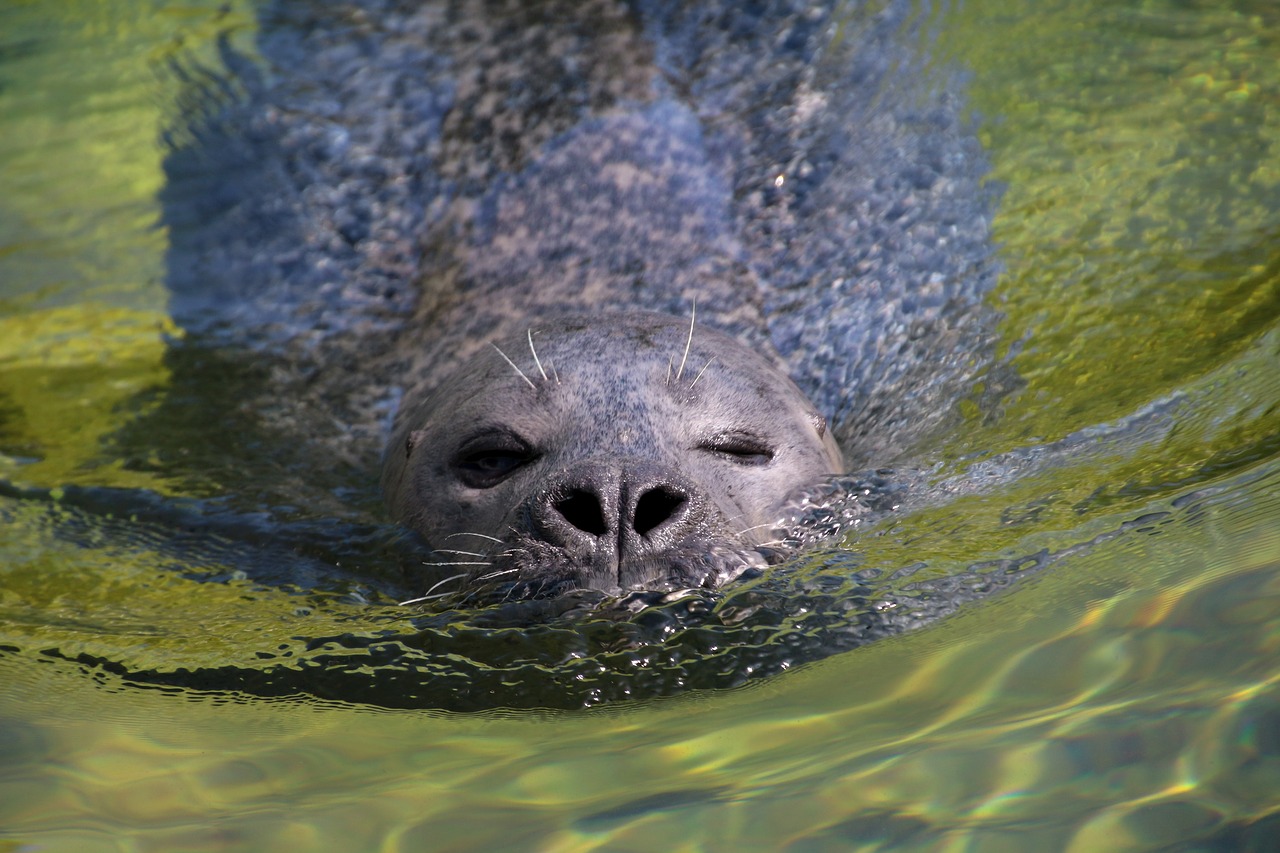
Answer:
698 432 775 465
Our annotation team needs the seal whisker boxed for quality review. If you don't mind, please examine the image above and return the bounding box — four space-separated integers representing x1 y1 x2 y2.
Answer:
398 571 471 606
527 328 549 382
666 356 673 387
674 300 696 381
444 532 504 543
420 560 491 567
431 548 487 557
398 590 464 606
475 567 519 582
735 522 777 536
689 356 715 388
424 572 470 593
491 342 536 389
500 579 538 604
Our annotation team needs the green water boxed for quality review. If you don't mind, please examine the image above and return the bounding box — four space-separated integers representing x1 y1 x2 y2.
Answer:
2 0 1279 849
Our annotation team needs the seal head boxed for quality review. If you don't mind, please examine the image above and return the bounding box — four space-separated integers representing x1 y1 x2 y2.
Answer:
382 313 843 599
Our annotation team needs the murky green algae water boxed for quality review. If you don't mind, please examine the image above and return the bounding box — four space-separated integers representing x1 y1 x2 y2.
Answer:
2 0 1279 849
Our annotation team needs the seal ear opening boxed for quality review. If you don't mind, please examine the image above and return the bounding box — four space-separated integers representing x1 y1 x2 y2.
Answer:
384 427 428 521
811 412 845 473
405 429 427 459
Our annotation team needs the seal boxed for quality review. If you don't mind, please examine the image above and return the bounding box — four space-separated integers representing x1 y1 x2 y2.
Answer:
382 313 843 599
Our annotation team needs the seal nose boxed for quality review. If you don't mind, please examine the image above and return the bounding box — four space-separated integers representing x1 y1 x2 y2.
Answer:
553 483 688 539
531 460 702 587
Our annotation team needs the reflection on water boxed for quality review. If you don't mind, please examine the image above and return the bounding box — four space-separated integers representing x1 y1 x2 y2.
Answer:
2 0 1279 849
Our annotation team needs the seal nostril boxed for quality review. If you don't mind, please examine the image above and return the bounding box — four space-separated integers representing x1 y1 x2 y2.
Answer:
555 489 608 537
633 487 686 537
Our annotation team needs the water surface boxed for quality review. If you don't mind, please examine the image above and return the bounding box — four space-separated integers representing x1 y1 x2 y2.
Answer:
2 0 1279 849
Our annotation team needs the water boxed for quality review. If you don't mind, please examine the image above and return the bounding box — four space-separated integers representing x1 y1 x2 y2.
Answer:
2 0 1279 849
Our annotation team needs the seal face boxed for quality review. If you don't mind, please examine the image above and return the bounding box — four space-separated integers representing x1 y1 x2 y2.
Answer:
382 313 843 599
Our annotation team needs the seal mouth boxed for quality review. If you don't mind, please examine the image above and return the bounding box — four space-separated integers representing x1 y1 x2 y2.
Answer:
432 537 776 606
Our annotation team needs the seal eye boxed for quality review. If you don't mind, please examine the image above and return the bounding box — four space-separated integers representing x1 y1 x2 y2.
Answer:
453 437 537 488
698 433 774 466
